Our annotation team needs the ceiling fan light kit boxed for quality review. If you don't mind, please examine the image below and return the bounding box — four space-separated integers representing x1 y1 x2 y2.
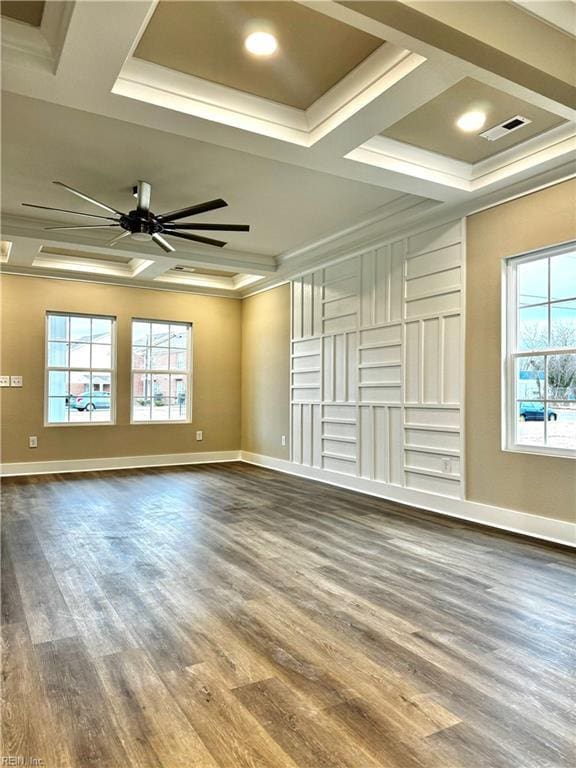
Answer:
22 180 250 254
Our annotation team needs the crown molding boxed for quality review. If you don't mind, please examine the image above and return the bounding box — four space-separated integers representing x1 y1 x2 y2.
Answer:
347 122 576 192
240 164 576 297
112 44 424 147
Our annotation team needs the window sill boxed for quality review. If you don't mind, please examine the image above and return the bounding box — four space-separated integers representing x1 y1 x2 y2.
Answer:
503 444 576 459
130 420 192 426
44 421 116 428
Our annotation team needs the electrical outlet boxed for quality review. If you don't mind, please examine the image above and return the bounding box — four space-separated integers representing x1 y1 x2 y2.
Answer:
441 458 452 474
196 430 203 441
29 436 38 449
0 376 9 387
281 435 287 447
10 376 23 387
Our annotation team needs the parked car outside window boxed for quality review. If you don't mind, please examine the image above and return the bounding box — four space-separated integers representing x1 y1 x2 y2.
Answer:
70 391 111 411
519 402 557 422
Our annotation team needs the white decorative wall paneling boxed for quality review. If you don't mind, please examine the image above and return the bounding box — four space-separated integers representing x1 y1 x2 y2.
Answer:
290 220 464 500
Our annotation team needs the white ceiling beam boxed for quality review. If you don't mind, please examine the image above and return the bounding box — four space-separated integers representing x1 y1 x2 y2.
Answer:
2 236 41 267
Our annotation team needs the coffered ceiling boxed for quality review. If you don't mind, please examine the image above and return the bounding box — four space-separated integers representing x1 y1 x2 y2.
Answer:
1 0 574 297
381 77 567 163
135 1 383 110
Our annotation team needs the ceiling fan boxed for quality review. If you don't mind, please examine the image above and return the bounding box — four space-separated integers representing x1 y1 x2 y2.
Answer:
22 180 250 253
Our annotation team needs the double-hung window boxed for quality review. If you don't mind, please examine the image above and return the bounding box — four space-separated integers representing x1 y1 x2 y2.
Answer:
45 312 116 424
131 319 192 423
504 242 576 456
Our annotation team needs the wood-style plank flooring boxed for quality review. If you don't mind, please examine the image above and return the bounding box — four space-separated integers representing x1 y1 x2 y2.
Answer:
1 462 575 768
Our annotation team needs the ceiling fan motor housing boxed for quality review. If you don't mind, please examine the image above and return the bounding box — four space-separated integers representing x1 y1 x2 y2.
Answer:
121 210 163 236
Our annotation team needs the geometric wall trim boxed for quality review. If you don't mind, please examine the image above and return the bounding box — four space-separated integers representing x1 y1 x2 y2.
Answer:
291 220 465 499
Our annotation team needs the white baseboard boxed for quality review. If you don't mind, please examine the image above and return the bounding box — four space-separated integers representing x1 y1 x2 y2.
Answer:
241 451 576 548
0 450 241 477
2 449 573 547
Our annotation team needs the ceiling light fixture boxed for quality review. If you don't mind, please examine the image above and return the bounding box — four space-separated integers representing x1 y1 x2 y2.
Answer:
244 31 278 57
456 110 487 133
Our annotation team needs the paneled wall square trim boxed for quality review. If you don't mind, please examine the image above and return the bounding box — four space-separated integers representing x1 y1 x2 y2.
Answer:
290 219 465 500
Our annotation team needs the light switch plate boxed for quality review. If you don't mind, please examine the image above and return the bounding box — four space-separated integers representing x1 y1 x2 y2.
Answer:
0 376 9 387
10 376 23 387
196 430 203 441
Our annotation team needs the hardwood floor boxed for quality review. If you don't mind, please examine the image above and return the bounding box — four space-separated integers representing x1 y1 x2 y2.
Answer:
1 462 574 768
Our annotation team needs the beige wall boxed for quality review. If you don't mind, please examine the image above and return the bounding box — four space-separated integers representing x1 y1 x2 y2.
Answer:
466 179 576 523
0 275 241 463
241 284 290 460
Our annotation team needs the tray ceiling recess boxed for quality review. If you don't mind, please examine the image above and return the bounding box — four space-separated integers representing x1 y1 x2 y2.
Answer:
113 0 425 146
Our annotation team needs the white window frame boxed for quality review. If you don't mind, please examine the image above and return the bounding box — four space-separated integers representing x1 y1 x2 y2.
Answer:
130 318 193 425
44 311 117 427
502 240 576 458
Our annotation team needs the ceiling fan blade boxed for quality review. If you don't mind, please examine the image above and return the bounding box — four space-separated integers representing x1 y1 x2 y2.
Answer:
53 181 125 216
158 198 228 223
22 203 118 221
164 223 250 232
152 233 175 253
136 180 151 214
164 231 226 248
107 231 131 247
43 224 120 231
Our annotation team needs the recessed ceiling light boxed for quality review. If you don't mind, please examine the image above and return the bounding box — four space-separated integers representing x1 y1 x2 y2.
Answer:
245 31 278 57
456 111 487 133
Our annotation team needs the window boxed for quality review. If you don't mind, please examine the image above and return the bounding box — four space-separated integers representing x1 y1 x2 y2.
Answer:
504 242 576 456
45 313 115 425
131 320 191 423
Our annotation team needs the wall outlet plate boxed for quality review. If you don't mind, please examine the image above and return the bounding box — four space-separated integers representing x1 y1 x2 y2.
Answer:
0 376 9 387
196 430 203 441
10 376 23 387
29 436 38 448
281 435 287 446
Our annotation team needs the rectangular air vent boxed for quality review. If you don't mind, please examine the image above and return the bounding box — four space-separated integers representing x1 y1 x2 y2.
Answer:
480 115 532 141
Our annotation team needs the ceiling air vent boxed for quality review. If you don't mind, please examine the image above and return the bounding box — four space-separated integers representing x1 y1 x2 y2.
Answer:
172 265 196 274
480 115 532 141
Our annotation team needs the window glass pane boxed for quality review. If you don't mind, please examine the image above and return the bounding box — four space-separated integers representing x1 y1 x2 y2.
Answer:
550 253 576 302
152 323 168 346
516 356 545 401
516 401 545 446
547 353 576 400
169 350 187 370
91 317 112 344
91 344 112 369
133 321 151 347
48 342 68 368
48 371 68 397
69 371 92 414
550 300 576 348
518 257 548 307
70 316 91 342
151 375 170 420
170 376 187 420
169 325 188 348
48 397 68 423
48 314 68 341
150 347 170 370
90 374 112 422
133 373 152 421
70 343 91 368
518 305 548 350
132 346 149 370
547 402 576 450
